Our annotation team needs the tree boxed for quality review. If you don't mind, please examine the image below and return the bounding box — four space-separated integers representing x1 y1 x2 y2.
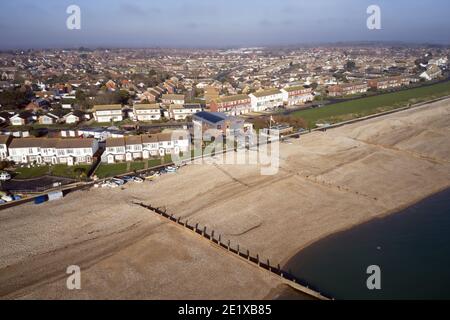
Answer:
344 61 356 71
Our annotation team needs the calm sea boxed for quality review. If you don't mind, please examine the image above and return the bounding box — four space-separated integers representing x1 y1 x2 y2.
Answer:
284 188 450 300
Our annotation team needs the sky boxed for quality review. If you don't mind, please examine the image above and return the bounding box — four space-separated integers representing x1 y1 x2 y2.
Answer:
0 0 449 49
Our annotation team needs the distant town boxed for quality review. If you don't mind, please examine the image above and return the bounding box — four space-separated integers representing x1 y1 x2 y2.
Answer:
0 45 449 198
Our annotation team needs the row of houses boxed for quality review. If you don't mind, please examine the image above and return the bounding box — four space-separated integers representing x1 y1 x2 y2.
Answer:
101 132 190 164
3 110 91 126
327 75 422 97
0 135 99 166
0 130 190 166
209 86 314 115
92 103 203 123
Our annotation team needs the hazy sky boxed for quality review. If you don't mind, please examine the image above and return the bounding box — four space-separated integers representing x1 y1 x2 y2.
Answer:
0 0 449 49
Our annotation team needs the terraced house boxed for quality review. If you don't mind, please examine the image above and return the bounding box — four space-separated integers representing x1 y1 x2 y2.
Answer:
281 86 314 106
93 104 123 123
209 94 252 116
166 103 202 120
161 94 185 105
7 138 99 166
102 132 190 164
249 89 284 112
368 76 410 90
133 103 161 121
327 82 368 97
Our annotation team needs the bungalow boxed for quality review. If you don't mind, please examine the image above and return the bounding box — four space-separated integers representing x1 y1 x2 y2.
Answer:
133 104 161 121
249 89 284 112
8 137 99 166
209 94 252 116
161 94 185 105
38 113 60 125
63 110 90 124
0 135 12 160
281 86 314 106
93 104 123 123
10 112 35 126
0 112 13 125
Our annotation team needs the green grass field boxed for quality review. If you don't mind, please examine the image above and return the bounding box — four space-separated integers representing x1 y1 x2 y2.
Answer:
95 158 163 178
14 164 91 179
292 81 450 127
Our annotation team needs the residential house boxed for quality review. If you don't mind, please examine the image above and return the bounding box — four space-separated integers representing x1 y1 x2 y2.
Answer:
368 76 409 90
327 82 368 97
8 137 99 166
38 113 60 125
249 89 284 112
0 112 12 126
192 111 246 135
161 94 185 105
93 105 123 123
420 65 442 81
209 94 252 116
0 135 12 160
281 86 314 106
139 89 158 103
102 132 190 163
204 86 219 104
133 104 161 121
166 104 202 120
10 111 35 126
63 110 90 124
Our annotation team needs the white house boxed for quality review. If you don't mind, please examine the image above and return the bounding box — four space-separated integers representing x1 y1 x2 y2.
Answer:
133 103 161 121
420 65 442 81
93 104 123 123
8 138 99 166
249 89 284 112
38 113 60 125
102 132 190 164
0 135 12 160
63 111 90 124
161 94 185 105
281 86 314 106
166 103 202 120
9 115 25 126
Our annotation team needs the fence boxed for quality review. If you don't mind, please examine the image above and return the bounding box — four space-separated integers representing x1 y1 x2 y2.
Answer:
135 202 332 300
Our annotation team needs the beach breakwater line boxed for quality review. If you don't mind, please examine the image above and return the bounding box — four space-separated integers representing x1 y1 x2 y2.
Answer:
135 202 332 300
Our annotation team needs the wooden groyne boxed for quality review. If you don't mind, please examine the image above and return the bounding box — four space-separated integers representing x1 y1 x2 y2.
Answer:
135 202 333 300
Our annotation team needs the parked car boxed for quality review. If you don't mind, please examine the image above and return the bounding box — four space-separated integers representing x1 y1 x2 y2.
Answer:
111 178 125 186
122 176 134 183
133 177 144 183
0 171 11 181
1 195 13 202
165 166 177 173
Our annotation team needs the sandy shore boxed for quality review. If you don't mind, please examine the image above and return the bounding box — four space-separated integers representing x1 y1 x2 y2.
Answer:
0 98 449 299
